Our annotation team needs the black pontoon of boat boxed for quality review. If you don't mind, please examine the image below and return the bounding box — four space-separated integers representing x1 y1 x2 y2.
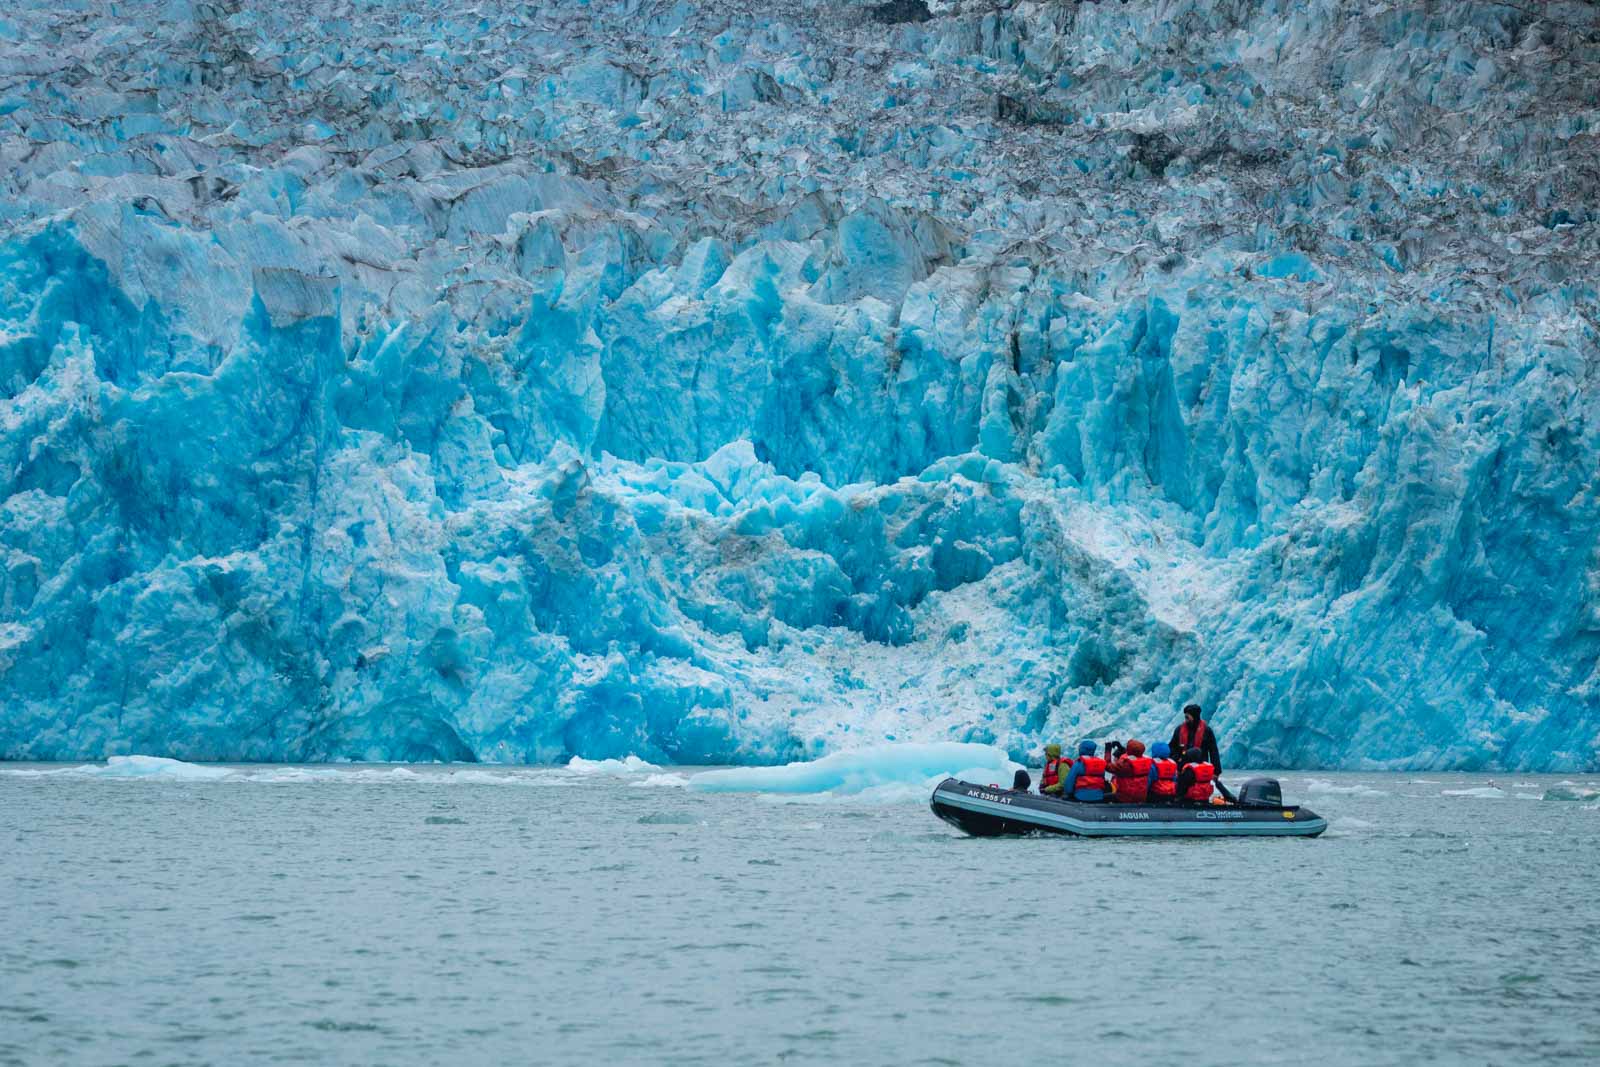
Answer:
930 776 1327 838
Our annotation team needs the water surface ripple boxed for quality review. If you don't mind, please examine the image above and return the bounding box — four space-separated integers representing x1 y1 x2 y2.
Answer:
4 767 1598 1065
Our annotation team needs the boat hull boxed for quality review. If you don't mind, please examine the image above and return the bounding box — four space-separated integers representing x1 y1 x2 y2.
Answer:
930 778 1327 838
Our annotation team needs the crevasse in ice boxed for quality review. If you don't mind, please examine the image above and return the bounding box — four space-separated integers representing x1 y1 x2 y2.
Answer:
1 1 1597 769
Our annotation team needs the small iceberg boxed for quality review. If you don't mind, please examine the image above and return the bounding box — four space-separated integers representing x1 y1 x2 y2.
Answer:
689 741 1018 800
0 755 234 780
630 773 691 789
93 755 234 779
566 755 662 776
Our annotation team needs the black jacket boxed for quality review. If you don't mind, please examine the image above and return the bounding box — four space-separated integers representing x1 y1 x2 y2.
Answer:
1170 718 1222 773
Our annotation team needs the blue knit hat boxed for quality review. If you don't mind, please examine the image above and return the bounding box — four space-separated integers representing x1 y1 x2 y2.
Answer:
1151 741 1170 758
1078 739 1097 756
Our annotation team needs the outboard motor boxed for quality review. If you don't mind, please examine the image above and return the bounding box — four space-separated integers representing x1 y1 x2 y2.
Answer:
1237 777 1284 809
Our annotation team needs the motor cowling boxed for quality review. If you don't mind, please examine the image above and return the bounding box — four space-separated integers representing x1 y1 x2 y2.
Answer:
1237 777 1283 809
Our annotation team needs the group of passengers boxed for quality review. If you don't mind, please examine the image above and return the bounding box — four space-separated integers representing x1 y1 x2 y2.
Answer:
1023 704 1235 806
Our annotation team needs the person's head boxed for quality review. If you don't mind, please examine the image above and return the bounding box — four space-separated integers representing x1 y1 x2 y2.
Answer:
1126 739 1145 757
1184 746 1202 763
1013 769 1032 791
1044 742 1061 759
1151 741 1171 759
1183 703 1202 725
1078 740 1097 757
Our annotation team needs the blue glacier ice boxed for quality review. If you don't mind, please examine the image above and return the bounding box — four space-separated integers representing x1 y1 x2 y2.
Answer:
691 741 1018 795
1 1 1598 769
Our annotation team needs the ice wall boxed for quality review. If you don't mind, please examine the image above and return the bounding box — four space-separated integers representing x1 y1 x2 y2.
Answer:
1 0 1598 769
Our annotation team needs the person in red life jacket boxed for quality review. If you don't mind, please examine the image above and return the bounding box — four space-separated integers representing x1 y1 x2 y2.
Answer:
1039 742 1067 796
1176 746 1236 805
1106 738 1152 803
1062 740 1108 802
1147 741 1179 802
1169 703 1222 774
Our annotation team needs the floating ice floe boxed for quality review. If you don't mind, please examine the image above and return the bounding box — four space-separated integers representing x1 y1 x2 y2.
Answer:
630 773 691 789
0 755 234 780
690 741 1018 801
566 756 663 776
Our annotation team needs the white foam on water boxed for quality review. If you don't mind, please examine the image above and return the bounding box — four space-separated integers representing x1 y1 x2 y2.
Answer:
0 765 75 778
565 755 662 776
1325 816 1378 837
436 768 576 786
1441 786 1505 799
239 766 426 784
689 742 1019 801
240 766 585 786
1541 784 1600 802
1303 778 1387 796
3 758 660 785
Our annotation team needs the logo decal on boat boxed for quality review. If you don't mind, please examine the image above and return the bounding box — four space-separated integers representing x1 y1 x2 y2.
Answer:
1119 812 1150 820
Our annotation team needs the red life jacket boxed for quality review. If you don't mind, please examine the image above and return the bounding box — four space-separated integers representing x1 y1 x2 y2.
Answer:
1185 761 1215 802
1111 756 1152 803
1072 755 1107 795
1151 759 1178 799
1178 718 1209 753
1041 755 1067 790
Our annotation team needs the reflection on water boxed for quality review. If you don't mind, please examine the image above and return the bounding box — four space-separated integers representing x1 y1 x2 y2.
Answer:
3 765 1599 1065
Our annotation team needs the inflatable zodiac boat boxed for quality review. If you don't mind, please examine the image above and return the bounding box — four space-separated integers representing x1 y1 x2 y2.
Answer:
930 776 1327 838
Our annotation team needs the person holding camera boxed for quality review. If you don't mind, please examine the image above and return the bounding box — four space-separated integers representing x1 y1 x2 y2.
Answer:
1104 738 1154 802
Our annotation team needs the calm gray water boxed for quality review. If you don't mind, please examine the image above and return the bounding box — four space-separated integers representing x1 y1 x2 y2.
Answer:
4 763 1599 1066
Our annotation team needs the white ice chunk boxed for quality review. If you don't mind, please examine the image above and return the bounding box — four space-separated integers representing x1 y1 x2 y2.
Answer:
565 755 662 776
689 741 1018 796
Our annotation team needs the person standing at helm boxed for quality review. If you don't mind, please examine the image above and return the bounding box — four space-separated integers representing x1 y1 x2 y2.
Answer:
1063 740 1108 802
1106 739 1152 803
1039 743 1067 796
1169 703 1222 773
1147 742 1179 802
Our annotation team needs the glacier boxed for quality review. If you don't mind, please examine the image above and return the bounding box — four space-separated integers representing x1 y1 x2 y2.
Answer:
1 0 1598 770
